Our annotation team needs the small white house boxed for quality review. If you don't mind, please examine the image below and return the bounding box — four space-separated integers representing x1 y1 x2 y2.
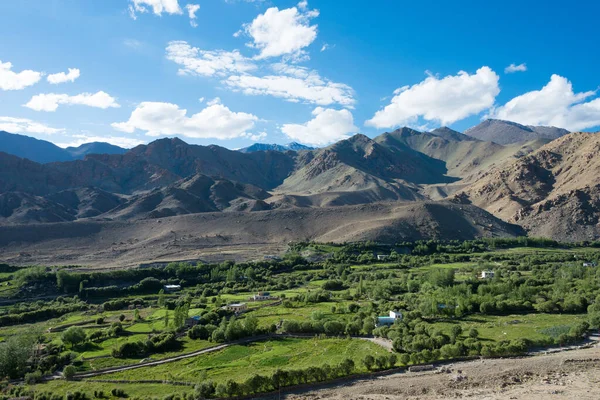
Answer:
377 254 390 261
480 270 495 279
583 262 597 267
250 292 272 301
376 310 403 327
389 310 403 320
164 284 181 292
225 303 248 313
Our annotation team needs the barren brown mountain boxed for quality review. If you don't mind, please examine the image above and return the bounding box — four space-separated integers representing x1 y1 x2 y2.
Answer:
454 131 600 240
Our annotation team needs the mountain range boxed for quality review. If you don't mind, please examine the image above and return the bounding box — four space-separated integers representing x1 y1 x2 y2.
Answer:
0 131 127 163
1 118 597 267
238 142 314 153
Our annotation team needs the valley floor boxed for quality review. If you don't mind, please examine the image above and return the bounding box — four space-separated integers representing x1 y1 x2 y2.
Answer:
281 345 600 400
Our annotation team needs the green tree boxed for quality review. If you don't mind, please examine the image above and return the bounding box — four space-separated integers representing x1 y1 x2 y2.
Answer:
0 334 37 379
63 365 77 380
468 327 479 339
158 289 166 308
363 355 375 370
62 326 86 348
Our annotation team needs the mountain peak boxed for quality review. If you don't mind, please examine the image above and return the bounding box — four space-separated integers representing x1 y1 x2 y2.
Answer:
465 119 569 145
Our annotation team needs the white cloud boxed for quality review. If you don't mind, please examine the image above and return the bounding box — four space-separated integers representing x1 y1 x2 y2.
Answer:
366 67 500 128
225 63 355 107
320 43 333 52
0 60 42 91
55 134 145 149
47 68 80 84
0 116 64 134
206 97 221 106
165 42 355 107
505 63 527 73
112 102 258 139
243 131 267 141
241 2 319 59
129 0 182 17
166 40 256 77
24 91 120 112
488 74 600 131
198 97 205 103
186 4 200 27
282 107 357 146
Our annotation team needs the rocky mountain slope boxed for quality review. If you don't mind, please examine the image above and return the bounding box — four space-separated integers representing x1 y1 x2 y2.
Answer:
0 131 126 163
1 121 597 244
454 132 600 240
238 142 314 153
464 119 569 145
0 202 523 267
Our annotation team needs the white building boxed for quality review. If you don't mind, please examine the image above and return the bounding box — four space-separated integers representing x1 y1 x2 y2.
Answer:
480 271 495 279
250 292 272 301
164 284 181 292
377 254 390 261
225 303 248 313
583 262 597 267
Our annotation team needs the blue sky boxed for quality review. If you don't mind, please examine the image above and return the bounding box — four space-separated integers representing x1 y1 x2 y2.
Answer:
1 0 599 149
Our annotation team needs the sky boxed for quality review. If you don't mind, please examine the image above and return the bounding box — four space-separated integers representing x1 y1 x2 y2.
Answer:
1 0 599 149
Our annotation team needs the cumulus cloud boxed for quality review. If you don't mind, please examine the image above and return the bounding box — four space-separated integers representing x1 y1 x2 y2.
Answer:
165 41 355 107
241 2 319 59
112 102 258 139
0 116 64 134
243 131 267 141
488 74 600 131
129 0 182 18
186 4 200 27
0 60 42 91
55 134 145 149
24 91 120 112
225 63 355 107
166 41 256 77
47 68 80 84
505 63 527 73
282 107 357 146
366 67 500 128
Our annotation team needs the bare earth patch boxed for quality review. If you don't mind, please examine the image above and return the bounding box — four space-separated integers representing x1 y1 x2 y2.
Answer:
282 346 600 400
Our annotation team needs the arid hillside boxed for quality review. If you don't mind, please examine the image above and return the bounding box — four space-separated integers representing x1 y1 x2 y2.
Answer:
455 132 600 240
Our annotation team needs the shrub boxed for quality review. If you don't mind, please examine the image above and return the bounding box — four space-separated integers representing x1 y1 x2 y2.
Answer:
63 365 77 380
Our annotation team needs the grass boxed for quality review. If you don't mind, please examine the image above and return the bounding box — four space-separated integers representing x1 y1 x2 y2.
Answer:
433 313 588 343
88 337 386 384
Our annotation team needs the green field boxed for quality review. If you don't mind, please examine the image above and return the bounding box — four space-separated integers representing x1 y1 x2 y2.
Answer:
90 337 385 383
3 240 600 399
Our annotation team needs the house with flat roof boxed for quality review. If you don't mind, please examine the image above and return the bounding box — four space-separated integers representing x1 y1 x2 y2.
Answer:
480 270 495 279
225 303 248 313
164 284 181 292
250 291 272 301
376 310 403 327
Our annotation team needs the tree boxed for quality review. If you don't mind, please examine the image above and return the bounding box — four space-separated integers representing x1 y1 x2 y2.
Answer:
119 314 126 322
0 334 37 379
468 327 479 339
63 365 77 380
363 355 375 371
388 354 397 368
158 289 166 308
399 353 411 365
62 326 86 348
164 310 170 328
134 309 141 321
362 319 375 335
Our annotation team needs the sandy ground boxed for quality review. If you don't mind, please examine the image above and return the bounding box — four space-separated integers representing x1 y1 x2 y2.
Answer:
281 346 600 400
0 202 520 268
